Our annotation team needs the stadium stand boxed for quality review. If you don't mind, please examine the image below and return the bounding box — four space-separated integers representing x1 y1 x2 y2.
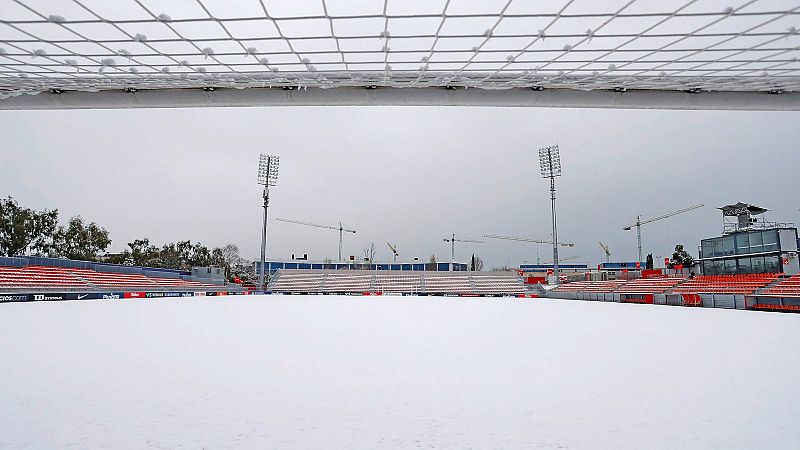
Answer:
672 274 779 295
268 270 527 296
471 275 526 296
423 273 473 295
615 277 686 294
0 266 89 289
760 274 800 297
322 273 373 293
0 265 219 291
551 280 627 293
374 274 424 294
265 272 325 293
69 268 158 289
550 274 778 296
149 277 218 289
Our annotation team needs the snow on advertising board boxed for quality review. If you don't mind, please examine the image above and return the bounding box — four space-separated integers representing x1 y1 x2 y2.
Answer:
0 292 126 302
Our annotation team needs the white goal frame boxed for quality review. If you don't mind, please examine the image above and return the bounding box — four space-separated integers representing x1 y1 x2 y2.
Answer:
1 0 799 110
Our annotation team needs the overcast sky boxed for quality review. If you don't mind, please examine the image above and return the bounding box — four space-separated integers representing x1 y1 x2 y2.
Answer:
2 0 799 268
1 106 798 268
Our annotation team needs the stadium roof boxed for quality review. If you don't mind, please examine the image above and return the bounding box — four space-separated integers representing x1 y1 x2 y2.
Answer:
719 202 770 216
1 0 799 110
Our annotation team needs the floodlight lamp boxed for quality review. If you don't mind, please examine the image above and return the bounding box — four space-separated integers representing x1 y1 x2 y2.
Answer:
538 145 562 178
257 154 280 186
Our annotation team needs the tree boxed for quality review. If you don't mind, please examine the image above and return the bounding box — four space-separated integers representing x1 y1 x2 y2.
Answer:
211 244 251 281
646 253 654 270
155 240 213 270
112 238 240 271
427 253 437 271
52 216 111 261
669 244 695 268
469 253 484 271
229 254 255 282
159 240 192 269
362 242 376 263
218 244 240 277
188 242 213 268
126 238 160 266
0 197 59 256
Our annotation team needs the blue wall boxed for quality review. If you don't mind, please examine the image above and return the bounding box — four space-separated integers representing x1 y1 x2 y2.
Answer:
257 261 468 274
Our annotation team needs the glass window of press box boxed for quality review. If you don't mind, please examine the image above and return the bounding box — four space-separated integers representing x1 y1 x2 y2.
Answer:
700 230 784 275
701 230 780 259
702 255 782 275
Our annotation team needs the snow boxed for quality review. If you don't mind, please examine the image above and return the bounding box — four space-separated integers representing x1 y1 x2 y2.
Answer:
1 295 799 449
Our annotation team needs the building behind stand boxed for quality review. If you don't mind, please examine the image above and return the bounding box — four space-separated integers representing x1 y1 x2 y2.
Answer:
191 267 226 285
255 258 469 278
698 203 799 276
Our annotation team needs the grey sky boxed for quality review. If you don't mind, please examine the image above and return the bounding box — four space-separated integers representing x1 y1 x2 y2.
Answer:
1 106 798 268
2 0 799 267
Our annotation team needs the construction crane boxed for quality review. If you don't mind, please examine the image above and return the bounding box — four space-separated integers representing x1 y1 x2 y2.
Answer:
599 242 611 263
623 204 704 264
275 217 356 261
443 233 483 261
387 242 398 263
544 255 580 264
483 234 575 247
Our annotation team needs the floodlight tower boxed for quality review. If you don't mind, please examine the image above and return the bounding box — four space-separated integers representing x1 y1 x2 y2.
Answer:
257 154 279 291
539 145 562 283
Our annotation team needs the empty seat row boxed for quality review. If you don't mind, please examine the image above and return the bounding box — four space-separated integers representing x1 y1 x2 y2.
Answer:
0 265 219 290
615 277 685 294
673 274 778 294
761 274 800 297
268 270 527 295
552 280 627 293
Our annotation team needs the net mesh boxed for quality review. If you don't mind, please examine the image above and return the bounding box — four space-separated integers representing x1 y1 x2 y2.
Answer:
1 0 799 99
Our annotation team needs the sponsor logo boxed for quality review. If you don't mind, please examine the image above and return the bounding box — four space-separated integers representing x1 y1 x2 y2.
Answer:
102 294 121 299
33 294 64 301
181 292 193 297
193 292 206 296
0 294 28 302
163 292 181 297
145 292 165 298
77 294 89 300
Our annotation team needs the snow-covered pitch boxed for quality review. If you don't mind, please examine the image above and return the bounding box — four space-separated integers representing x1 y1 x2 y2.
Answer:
1 295 798 449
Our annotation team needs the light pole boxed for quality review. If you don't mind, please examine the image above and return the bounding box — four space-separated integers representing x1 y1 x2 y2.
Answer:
257 154 279 291
539 144 562 284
